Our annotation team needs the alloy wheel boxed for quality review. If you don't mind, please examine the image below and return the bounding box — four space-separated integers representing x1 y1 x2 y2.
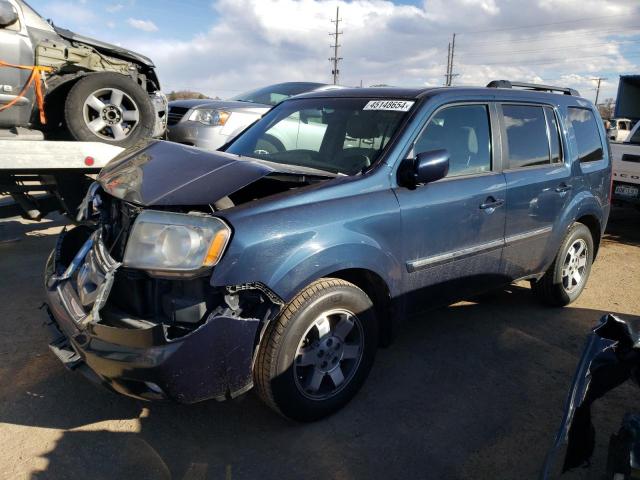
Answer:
293 309 364 400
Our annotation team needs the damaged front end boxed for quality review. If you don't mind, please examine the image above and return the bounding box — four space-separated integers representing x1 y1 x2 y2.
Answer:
44 193 282 403
43 140 337 403
542 314 640 479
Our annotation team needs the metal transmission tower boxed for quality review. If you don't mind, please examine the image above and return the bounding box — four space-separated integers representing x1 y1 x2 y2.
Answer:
591 77 607 105
329 6 343 85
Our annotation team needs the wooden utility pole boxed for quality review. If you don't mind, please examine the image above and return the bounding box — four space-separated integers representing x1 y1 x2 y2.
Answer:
445 33 458 86
329 7 343 85
592 77 607 105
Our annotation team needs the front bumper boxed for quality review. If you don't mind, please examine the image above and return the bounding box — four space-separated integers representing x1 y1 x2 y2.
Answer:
43 228 261 403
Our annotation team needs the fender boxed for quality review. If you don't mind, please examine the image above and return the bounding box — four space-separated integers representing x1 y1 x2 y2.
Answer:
211 185 403 302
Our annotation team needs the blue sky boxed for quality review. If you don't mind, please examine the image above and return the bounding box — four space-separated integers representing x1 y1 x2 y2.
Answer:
27 0 639 101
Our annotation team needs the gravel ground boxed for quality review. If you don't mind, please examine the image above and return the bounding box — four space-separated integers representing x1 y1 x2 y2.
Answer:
0 207 638 480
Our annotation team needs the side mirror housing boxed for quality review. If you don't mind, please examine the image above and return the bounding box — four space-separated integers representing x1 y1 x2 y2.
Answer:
0 1 18 28
398 149 449 189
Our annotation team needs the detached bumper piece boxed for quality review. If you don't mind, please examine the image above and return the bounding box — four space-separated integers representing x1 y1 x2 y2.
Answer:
542 314 640 478
44 227 271 404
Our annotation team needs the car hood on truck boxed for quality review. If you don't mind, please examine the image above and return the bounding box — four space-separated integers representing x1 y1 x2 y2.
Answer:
54 26 155 68
97 140 334 207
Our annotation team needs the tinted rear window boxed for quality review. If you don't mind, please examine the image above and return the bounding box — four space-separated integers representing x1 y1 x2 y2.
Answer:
568 108 604 162
502 105 550 168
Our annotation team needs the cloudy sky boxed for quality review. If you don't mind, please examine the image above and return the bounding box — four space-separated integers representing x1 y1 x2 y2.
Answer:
29 0 639 102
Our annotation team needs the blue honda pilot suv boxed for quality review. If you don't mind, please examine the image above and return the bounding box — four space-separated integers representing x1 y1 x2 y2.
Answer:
44 81 611 421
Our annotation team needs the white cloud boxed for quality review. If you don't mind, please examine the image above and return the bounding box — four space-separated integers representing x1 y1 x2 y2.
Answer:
112 0 637 101
41 1 96 24
127 18 159 32
106 3 124 13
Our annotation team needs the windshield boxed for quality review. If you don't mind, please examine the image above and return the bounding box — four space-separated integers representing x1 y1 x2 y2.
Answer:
225 97 414 175
230 83 325 106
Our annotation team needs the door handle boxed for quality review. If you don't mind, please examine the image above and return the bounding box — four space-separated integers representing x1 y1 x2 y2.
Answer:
555 183 573 194
479 198 504 210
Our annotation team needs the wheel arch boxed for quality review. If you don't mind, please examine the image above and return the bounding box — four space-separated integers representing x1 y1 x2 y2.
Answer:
327 268 395 347
575 213 602 258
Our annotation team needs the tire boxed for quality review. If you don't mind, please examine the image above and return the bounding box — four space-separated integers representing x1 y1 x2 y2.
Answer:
64 72 155 147
254 278 378 421
531 223 594 307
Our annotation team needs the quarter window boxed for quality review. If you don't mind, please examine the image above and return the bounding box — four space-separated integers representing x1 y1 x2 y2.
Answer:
412 104 491 177
502 105 551 168
544 107 562 163
568 107 604 163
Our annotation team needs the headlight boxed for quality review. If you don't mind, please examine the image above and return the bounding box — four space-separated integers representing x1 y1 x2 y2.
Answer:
188 108 230 126
123 210 231 274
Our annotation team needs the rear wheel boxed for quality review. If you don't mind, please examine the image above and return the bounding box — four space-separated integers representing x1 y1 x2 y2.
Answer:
531 223 594 306
254 278 378 421
64 72 155 147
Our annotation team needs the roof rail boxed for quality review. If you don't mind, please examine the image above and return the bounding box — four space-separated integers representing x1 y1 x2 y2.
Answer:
487 80 580 97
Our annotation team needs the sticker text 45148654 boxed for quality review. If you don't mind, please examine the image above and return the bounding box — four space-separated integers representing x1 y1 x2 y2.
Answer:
363 100 414 112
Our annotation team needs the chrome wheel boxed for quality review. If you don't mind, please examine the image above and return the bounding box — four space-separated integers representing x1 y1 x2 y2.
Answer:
294 309 364 400
82 88 140 141
561 239 588 293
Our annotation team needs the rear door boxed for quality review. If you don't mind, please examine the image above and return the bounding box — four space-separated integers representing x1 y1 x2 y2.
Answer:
0 0 34 128
394 102 507 305
499 103 571 280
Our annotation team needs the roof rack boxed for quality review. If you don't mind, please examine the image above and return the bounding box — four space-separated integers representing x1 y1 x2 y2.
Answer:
487 80 580 97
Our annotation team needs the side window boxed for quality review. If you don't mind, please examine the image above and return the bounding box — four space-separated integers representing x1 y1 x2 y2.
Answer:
544 107 562 163
629 126 640 145
0 1 20 31
568 107 604 163
502 105 550 168
412 104 491 177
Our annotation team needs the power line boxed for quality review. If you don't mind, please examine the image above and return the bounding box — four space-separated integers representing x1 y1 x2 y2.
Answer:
460 25 640 48
458 12 638 35
329 6 343 85
459 39 640 57
458 51 640 67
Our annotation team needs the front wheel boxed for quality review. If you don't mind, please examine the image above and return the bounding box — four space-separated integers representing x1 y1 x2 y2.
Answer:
254 278 378 421
531 223 594 307
64 72 156 147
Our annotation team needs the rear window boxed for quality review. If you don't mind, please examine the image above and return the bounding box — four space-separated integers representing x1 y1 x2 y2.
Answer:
568 107 604 163
502 105 551 168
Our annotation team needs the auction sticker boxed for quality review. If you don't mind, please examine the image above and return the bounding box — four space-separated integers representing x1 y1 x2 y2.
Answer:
363 100 414 112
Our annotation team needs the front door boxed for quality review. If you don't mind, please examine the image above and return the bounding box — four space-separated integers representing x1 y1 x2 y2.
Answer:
498 103 572 280
393 102 507 307
0 0 34 128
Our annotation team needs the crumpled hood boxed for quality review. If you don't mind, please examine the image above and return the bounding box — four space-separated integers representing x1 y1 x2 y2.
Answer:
97 140 332 207
54 26 155 68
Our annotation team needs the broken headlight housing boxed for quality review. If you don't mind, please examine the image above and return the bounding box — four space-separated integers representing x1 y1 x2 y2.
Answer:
188 108 230 126
123 210 231 275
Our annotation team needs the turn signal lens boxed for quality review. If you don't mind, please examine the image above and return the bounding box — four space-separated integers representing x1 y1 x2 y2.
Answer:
204 228 231 266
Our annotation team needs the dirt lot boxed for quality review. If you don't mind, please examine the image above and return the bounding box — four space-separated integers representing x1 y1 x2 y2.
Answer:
0 207 638 480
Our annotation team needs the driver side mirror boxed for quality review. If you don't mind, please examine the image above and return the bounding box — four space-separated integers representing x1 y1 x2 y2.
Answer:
0 1 18 28
398 149 449 189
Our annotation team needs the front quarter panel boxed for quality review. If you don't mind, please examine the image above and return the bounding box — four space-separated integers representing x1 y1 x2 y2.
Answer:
211 179 403 302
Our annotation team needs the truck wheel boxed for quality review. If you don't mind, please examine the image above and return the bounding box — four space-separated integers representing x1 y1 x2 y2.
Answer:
64 72 155 147
254 278 378 421
531 223 594 307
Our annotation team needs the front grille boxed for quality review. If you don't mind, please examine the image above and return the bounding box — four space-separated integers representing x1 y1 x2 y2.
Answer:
167 106 190 125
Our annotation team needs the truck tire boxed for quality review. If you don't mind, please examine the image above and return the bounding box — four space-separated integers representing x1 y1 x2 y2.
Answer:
254 278 378 421
531 223 594 307
64 72 155 147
